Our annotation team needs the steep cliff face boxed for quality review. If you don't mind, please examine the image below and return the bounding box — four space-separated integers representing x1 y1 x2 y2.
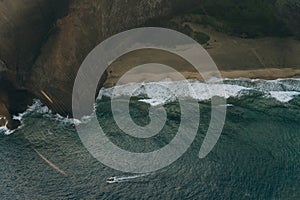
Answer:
0 0 69 128
2 0 298 130
0 0 201 128
0 0 69 80
27 0 201 116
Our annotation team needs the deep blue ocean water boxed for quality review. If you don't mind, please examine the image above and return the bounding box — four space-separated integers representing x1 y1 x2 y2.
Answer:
0 79 299 199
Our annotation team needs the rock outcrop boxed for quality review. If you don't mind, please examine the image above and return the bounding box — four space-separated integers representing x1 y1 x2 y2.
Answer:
0 0 201 128
1 0 300 130
26 0 202 115
0 0 69 128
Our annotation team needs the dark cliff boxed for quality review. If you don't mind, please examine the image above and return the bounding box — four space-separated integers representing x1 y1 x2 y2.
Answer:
0 0 69 128
1 0 300 130
0 0 201 129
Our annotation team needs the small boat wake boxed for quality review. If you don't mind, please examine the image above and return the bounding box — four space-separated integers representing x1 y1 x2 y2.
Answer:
106 173 150 184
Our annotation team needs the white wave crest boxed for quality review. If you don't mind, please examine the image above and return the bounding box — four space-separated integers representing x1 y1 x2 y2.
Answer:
0 116 15 135
1 100 90 135
1 78 299 134
269 91 300 103
98 78 300 105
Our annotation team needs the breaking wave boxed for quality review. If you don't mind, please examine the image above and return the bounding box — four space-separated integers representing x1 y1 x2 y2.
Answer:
98 78 300 106
1 78 299 134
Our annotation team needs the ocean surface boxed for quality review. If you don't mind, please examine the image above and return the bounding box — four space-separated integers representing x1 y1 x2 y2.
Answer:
0 78 299 199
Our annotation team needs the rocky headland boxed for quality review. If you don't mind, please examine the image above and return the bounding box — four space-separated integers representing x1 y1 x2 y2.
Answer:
0 0 299 129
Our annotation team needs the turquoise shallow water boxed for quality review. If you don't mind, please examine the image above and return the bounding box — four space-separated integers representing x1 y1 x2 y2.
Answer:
0 79 299 199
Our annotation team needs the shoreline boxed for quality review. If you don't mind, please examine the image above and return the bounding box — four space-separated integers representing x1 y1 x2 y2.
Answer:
2 71 299 132
104 68 300 87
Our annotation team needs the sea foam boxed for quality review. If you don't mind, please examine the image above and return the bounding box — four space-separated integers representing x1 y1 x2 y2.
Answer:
1 78 299 134
98 78 300 105
269 91 300 103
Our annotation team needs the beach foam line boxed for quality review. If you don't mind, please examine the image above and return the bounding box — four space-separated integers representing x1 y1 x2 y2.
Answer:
2 78 299 134
0 126 14 135
0 100 87 134
98 78 300 105
269 91 300 103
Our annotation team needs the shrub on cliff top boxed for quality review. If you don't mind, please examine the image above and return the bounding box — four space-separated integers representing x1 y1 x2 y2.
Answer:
193 0 291 38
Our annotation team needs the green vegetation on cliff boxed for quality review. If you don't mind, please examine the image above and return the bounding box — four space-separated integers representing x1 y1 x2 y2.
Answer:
145 0 300 39
193 0 290 38
276 0 300 39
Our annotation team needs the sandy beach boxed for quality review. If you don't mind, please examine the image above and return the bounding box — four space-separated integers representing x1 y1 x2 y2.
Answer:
104 68 300 87
104 24 300 87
